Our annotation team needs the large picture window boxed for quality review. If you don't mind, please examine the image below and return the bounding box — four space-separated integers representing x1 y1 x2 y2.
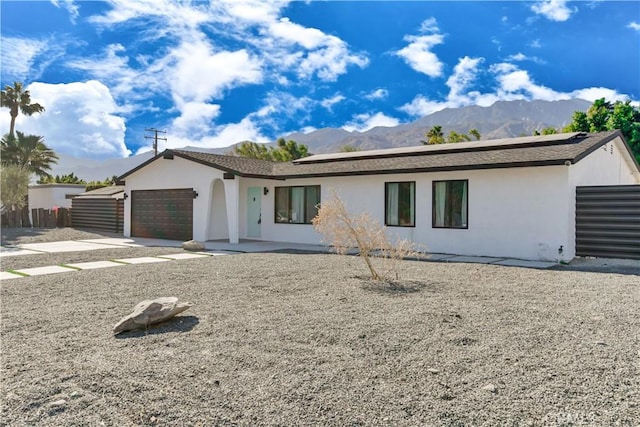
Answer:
385 181 415 227
432 180 468 229
275 185 320 224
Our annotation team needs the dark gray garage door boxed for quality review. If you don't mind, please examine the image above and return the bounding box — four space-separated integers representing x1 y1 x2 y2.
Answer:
576 185 640 260
131 189 194 241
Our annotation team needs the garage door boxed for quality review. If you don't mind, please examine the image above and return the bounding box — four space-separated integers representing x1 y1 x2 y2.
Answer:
576 185 640 260
131 189 194 240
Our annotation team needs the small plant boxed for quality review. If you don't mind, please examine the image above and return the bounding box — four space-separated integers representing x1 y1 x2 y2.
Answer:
312 189 425 282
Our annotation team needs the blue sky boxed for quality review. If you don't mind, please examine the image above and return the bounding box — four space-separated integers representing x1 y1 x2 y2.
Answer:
1 0 639 160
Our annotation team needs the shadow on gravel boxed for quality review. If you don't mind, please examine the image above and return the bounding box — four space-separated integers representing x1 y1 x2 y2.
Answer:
1 226 123 246
1 227 48 246
359 278 438 295
549 265 639 276
115 315 199 339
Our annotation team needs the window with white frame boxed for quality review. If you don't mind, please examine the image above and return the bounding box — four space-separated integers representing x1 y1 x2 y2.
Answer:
432 180 468 229
385 181 415 227
275 185 320 224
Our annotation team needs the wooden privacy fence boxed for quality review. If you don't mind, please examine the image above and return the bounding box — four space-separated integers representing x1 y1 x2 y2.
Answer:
32 207 72 228
1 207 31 228
0 207 72 228
71 198 124 233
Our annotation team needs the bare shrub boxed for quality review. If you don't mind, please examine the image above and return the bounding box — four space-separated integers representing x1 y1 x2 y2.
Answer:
312 189 425 282
0 164 29 211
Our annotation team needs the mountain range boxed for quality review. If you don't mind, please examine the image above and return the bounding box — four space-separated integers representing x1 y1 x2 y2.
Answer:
51 98 591 182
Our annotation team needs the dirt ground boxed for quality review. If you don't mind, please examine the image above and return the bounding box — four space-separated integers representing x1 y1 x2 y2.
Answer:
1 228 639 426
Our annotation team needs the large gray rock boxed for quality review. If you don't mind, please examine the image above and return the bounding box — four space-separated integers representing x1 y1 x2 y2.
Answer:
113 297 193 335
181 240 205 251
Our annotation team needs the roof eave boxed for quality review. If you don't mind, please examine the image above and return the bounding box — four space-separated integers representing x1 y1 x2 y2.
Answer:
571 130 624 165
274 159 573 179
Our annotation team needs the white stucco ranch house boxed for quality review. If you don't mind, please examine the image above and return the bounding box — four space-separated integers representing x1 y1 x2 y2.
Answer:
117 130 640 262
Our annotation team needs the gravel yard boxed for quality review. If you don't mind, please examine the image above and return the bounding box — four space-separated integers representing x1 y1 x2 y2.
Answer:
1 228 639 426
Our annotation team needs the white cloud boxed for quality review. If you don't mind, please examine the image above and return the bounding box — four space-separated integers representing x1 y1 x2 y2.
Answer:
73 0 367 156
50 0 79 23
0 81 129 159
399 95 451 117
400 56 488 116
395 18 445 77
419 17 439 33
446 56 484 102
320 94 346 110
570 87 629 102
165 116 268 151
1 37 49 81
254 91 313 122
172 102 221 136
221 0 286 25
88 0 212 29
295 35 369 81
495 68 561 100
169 38 263 104
400 59 634 118
342 112 400 132
628 22 640 31
531 0 575 22
67 44 154 99
529 39 542 48
364 88 389 101
299 126 317 134
269 17 327 49
396 34 445 77
505 53 546 64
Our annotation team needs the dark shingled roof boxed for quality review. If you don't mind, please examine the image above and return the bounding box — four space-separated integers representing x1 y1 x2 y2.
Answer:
77 185 125 197
171 150 276 177
119 130 635 181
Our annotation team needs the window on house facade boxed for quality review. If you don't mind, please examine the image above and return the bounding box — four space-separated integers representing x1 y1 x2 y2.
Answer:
432 180 468 229
275 185 320 224
385 181 415 227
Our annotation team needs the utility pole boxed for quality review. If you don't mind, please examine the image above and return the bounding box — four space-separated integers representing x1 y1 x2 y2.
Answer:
144 128 167 155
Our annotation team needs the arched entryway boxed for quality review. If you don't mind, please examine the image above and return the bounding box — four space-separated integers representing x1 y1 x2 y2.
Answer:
207 178 229 240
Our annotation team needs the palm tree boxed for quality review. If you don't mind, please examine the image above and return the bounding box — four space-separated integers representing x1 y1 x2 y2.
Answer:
1 132 59 179
1 82 45 136
423 125 445 144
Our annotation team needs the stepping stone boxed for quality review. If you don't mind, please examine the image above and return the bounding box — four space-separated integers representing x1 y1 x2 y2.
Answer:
13 265 76 276
65 261 125 270
0 271 25 280
158 253 210 260
0 247 43 257
78 238 142 247
18 241 121 253
113 257 170 264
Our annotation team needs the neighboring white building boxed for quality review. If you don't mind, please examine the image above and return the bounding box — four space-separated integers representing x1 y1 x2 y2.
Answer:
118 131 640 261
28 184 86 211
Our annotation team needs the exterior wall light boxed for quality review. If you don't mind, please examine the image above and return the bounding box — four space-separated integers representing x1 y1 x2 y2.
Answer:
263 187 269 195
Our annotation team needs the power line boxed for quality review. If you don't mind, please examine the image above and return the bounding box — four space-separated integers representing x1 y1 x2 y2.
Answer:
144 128 167 156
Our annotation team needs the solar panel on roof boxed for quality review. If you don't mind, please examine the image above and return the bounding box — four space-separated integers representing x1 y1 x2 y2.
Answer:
293 132 586 164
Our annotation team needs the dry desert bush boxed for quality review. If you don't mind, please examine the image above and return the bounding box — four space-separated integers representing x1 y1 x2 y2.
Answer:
312 189 425 282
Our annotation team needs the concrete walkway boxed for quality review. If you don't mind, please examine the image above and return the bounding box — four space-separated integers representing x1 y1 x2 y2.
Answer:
0 237 568 281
